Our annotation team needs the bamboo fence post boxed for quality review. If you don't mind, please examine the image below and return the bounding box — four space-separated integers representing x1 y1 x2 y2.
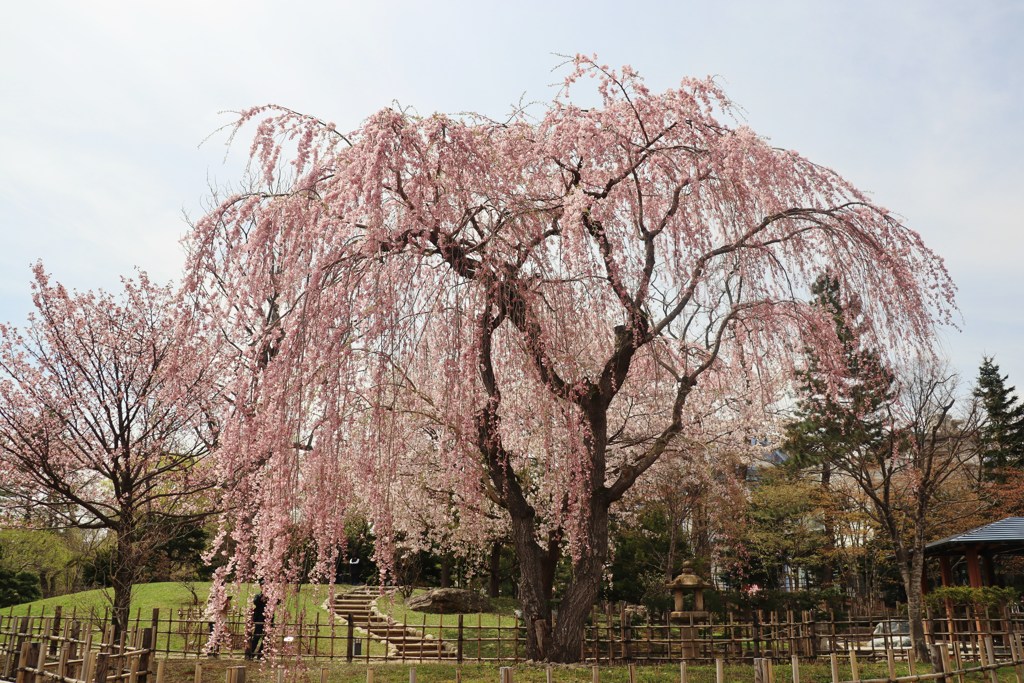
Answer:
939 644 953 683
34 635 46 683
16 642 38 683
985 636 998 683
1014 633 1024 683
92 651 109 683
346 615 354 663
457 615 464 664
57 621 71 679
83 650 96 683
754 658 768 683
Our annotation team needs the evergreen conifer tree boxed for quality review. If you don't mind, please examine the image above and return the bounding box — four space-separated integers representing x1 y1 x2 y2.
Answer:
783 272 895 587
784 272 895 469
974 357 1024 480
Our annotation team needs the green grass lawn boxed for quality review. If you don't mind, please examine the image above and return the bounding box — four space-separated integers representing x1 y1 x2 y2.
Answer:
155 658 1023 683
2 583 525 660
2 582 354 657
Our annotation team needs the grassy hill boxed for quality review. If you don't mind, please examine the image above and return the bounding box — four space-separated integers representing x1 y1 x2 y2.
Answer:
4 581 346 619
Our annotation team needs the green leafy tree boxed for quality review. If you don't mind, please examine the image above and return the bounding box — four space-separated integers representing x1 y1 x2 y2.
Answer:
974 357 1024 480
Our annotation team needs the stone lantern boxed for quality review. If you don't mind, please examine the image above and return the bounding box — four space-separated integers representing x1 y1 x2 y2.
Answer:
667 561 710 617
666 561 711 659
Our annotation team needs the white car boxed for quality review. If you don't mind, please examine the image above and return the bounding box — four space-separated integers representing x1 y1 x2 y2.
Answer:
864 620 912 649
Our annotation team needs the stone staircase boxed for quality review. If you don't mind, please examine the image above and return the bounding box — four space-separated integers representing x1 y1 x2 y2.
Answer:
331 587 453 660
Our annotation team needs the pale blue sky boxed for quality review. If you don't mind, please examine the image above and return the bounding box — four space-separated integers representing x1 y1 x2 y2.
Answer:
1 0 1021 390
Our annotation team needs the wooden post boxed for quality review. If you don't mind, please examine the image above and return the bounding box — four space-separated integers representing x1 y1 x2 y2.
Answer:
908 644 917 676
985 636 998 683
320 667 329 683
346 615 354 663
940 642 952 683
16 642 38 683
829 652 839 683
93 652 109 683
716 656 724 683
546 666 553 683
1013 634 1024 683
82 650 96 683
886 643 896 680
156 660 166 683
591 665 599 683
137 626 153 683
627 663 636 683
193 661 203 683
366 670 373 683
848 647 860 682
409 667 416 683
754 658 768 683
34 636 46 683
791 653 800 683
57 622 71 680
457 615 464 664
50 607 62 657
679 660 688 683
277 669 285 683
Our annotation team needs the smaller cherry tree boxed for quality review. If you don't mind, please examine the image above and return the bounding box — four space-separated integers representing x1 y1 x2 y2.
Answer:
0 265 220 633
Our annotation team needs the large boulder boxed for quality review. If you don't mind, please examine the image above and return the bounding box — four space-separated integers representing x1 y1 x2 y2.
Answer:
405 588 492 614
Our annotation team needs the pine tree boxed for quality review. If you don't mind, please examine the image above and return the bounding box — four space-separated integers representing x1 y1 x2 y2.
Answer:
974 357 1024 479
784 273 895 469
783 272 895 588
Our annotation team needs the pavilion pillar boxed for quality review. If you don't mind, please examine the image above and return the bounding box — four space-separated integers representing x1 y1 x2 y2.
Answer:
939 557 953 587
982 553 997 586
965 547 984 588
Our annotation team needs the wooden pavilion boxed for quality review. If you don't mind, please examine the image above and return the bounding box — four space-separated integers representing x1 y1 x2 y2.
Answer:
926 517 1024 588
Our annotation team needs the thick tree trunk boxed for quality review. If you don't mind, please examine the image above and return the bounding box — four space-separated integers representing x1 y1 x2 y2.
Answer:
488 542 502 598
111 530 138 636
509 501 609 662
440 555 453 588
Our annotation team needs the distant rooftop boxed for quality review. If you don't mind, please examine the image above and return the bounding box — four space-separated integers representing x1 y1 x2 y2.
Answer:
926 517 1024 556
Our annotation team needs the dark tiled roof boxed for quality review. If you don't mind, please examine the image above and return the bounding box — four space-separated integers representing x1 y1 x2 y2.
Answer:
926 517 1024 555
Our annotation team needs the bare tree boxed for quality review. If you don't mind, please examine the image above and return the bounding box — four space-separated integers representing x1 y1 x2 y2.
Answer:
833 362 982 662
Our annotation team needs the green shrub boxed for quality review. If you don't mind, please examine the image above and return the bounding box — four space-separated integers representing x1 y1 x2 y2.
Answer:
0 569 42 608
925 585 1018 610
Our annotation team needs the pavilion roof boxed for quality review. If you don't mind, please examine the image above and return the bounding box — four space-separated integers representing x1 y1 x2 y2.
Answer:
926 517 1024 556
